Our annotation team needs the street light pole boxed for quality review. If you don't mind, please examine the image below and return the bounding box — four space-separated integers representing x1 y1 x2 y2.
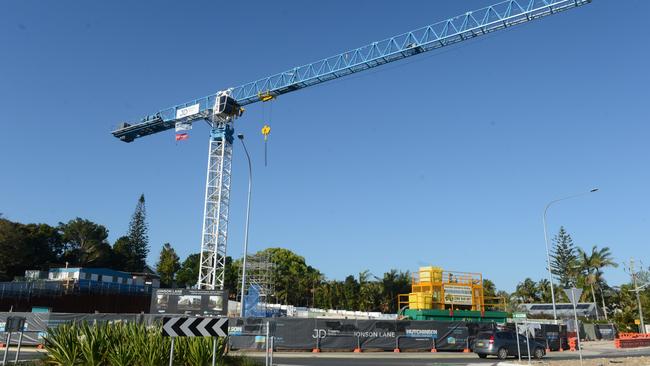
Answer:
238 133 253 318
542 188 598 321
630 259 647 334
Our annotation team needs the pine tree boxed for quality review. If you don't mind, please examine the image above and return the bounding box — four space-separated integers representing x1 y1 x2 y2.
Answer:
156 243 180 287
115 194 149 272
551 226 578 287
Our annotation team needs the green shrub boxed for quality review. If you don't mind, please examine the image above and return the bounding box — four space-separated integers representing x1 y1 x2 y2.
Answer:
44 323 81 365
43 321 254 366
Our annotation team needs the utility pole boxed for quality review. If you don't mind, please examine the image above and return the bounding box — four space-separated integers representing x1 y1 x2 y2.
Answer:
630 259 646 334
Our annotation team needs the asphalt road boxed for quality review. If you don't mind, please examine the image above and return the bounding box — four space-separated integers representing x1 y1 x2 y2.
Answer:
248 347 650 366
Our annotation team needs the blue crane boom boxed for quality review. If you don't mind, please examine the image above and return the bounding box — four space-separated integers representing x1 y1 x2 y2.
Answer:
112 0 590 143
113 0 592 291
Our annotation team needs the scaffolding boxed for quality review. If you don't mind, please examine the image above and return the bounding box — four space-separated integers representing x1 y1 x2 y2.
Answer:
240 252 276 315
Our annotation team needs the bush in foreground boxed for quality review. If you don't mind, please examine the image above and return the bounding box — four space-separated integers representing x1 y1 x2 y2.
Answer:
43 321 258 366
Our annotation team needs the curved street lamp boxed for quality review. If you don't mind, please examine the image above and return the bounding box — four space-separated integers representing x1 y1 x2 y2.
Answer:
542 188 599 321
238 133 253 317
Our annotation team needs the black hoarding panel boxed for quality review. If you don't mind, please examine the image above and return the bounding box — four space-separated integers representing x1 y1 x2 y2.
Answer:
274 318 316 350
358 319 397 351
435 322 469 351
315 319 358 350
150 289 227 316
596 324 616 340
540 324 561 351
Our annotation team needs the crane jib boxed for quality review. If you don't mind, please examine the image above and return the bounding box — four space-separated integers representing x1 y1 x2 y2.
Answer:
112 0 591 143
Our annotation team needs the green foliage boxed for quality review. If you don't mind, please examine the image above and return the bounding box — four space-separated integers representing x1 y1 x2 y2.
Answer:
58 218 113 268
43 321 250 366
483 279 497 298
44 323 82 365
176 253 200 288
550 226 578 287
0 218 62 281
156 243 181 287
115 194 150 272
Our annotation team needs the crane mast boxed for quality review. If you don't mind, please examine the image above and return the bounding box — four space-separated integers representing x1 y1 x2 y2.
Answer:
112 0 591 290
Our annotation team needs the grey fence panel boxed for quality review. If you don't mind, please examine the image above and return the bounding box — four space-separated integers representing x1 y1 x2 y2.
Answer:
596 324 616 340
0 312 49 346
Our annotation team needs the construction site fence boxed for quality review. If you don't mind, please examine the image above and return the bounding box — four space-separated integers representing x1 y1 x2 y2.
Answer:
0 313 615 352
615 333 650 349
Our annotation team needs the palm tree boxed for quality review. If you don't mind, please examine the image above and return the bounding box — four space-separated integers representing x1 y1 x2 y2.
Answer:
578 245 618 320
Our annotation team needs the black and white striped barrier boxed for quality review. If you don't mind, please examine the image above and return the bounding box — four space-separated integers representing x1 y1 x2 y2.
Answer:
162 317 228 338
161 317 229 366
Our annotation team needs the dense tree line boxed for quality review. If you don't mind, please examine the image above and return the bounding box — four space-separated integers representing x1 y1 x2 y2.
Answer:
508 226 648 332
155 247 412 314
0 195 150 281
2 209 648 332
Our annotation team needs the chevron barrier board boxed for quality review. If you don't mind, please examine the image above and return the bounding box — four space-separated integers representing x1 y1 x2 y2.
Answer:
162 317 228 337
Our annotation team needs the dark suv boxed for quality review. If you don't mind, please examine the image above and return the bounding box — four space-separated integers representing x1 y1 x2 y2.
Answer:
472 330 546 360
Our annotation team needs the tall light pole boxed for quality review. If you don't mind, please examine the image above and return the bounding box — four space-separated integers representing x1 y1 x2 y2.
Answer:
629 259 647 334
542 188 599 321
238 133 252 317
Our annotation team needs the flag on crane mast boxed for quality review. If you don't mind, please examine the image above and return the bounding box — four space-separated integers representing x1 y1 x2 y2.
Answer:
175 133 189 141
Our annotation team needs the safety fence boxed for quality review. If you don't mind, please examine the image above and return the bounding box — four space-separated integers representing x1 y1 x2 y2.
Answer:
0 312 615 353
615 333 650 349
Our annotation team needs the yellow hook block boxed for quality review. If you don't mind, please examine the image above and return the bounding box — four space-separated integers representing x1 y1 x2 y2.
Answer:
261 124 271 141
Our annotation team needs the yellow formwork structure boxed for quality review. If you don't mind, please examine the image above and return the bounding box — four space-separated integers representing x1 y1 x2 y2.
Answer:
403 267 485 311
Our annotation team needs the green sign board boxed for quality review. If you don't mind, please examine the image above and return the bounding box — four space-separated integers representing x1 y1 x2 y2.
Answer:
512 312 527 319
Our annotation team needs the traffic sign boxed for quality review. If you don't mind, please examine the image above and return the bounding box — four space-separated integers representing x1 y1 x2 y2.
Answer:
162 317 228 337
513 312 527 319
564 287 583 306
635 319 641 325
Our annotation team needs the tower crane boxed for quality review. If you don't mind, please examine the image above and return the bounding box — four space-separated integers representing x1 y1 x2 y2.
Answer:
113 0 591 290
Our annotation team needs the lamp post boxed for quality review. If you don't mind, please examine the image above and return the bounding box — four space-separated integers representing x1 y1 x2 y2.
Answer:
630 259 648 334
238 133 252 318
542 188 598 321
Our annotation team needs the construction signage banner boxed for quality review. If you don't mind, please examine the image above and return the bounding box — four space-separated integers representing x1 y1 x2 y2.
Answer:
150 289 227 316
443 285 473 305
227 317 471 351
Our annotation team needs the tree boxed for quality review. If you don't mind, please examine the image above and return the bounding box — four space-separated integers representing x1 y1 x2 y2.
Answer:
515 278 540 303
111 236 130 271
483 279 497 298
578 245 618 318
0 219 63 281
224 256 240 298
536 278 554 303
259 248 319 306
551 226 578 287
58 218 113 267
156 243 180 287
379 269 411 313
176 253 200 288
115 194 150 272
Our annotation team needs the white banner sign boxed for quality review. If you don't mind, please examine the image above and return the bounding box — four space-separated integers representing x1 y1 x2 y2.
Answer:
443 285 473 305
175 104 200 119
175 122 192 132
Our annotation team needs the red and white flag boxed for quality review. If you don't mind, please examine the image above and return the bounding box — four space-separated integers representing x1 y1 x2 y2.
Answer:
175 133 189 141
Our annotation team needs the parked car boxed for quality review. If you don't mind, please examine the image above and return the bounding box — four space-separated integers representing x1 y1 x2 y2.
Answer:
472 330 546 360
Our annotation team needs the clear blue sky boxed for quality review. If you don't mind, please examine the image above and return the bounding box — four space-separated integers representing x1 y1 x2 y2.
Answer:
1 0 648 292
